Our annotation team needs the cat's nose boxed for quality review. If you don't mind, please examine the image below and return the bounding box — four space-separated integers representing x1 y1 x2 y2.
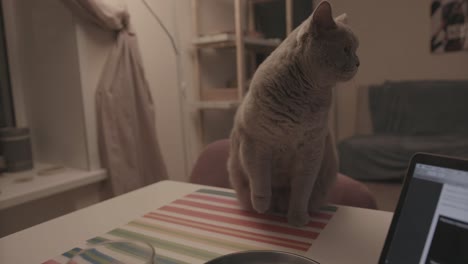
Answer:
356 61 360 67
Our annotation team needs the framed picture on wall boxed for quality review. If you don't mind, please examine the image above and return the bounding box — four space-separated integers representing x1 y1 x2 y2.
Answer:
431 0 468 53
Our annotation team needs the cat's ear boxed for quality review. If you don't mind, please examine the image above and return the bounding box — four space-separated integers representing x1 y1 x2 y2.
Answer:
311 1 336 37
335 13 348 25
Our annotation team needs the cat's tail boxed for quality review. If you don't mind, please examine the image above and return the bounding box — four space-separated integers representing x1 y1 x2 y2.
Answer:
227 132 253 210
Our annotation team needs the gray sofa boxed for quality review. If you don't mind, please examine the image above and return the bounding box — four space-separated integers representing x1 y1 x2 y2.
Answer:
338 80 468 181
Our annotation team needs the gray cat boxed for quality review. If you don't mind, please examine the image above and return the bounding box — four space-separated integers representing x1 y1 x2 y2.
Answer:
227 1 360 226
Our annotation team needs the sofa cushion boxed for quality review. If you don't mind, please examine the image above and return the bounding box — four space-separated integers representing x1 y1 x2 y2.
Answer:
369 80 468 136
338 135 468 180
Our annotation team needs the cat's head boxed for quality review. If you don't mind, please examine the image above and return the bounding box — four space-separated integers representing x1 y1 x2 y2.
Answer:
297 1 360 82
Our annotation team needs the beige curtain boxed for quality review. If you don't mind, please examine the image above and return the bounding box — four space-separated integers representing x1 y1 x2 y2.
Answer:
61 0 168 196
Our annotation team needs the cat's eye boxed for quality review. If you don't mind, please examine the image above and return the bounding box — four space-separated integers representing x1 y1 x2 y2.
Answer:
344 47 351 54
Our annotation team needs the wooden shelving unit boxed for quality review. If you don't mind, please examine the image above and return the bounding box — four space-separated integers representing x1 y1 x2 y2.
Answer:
190 0 296 153
191 0 293 107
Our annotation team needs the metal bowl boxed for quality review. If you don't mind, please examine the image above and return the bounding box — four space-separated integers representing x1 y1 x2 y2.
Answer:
205 250 320 264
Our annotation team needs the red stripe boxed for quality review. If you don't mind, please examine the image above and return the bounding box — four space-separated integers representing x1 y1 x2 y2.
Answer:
173 199 327 229
144 213 310 251
310 212 333 220
186 193 239 206
160 205 319 239
186 193 333 220
147 212 311 246
42 260 62 264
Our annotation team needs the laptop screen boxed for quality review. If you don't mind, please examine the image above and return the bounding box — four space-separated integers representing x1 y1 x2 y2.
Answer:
381 158 468 264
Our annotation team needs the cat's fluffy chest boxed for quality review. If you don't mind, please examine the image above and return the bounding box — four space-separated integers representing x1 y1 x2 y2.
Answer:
274 125 327 155
269 110 329 180
270 107 329 141
241 90 330 141
269 134 323 188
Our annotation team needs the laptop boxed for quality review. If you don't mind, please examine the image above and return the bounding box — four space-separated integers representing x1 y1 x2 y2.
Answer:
379 153 468 264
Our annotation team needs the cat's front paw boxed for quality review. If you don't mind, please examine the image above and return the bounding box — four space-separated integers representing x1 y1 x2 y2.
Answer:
251 194 271 213
287 210 310 227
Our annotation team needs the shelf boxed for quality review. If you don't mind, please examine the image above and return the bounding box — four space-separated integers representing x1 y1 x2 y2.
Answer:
191 88 242 110
250 0 284 3
193 33 281 51
201 88 239 101
192 100 241 110
0 163 107 210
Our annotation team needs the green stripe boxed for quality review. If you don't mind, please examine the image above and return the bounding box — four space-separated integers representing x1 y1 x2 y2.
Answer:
197 189 236 198
87 237 149 262
109 228 220 261
130 220 263 252
64 247 121 264
81 248 123 264
107 244 187 264
88 236 187 264
63 248 82 258
320 205 338 212
88 237 108 244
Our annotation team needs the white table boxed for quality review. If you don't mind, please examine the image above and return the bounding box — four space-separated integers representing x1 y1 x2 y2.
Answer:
0 181 393 264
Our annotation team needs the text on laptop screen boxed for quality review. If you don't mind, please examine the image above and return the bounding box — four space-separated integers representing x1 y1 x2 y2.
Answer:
383 163 468 264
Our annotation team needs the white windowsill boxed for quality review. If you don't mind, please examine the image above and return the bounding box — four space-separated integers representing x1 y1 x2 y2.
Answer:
0 163 107 210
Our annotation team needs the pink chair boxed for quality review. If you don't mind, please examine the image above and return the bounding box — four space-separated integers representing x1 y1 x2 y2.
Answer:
190 139 377 210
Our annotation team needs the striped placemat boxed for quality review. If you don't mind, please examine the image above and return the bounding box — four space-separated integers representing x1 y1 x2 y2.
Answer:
44 188 337 264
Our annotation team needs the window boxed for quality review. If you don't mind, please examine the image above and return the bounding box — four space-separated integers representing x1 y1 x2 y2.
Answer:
0 2 15 128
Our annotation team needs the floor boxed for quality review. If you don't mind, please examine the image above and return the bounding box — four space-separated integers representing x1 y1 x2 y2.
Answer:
363 182 403 212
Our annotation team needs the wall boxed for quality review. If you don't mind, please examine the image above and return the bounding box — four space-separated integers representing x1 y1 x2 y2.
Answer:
330 0 468 84
0 0 106 237
5 0 191 177
12 0 465 181
172 0 241 167
327 0 468 141
75 22 114 171
6 0 89 169
181 0 468 149
0 0 192 236
75 0 188 181
127 0 187 181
